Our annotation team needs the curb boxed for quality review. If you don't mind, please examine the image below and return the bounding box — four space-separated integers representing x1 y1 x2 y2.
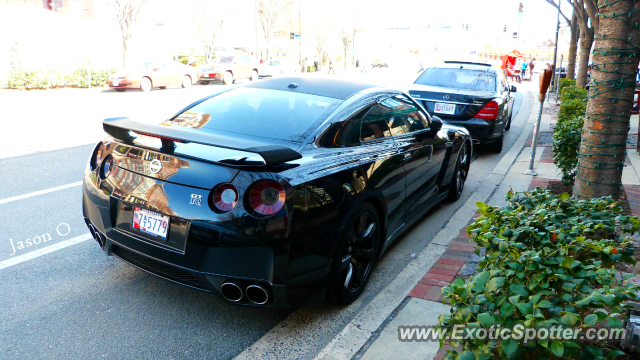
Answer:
313 90 536 360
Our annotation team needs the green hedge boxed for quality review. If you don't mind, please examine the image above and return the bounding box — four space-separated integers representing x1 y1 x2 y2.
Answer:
437 189 638 360
552 85 588 184
558 78 576 95
560 86 588 102
177 55 207 65
3 68 117 89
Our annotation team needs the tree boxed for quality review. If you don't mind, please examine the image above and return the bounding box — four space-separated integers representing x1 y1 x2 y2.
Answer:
257 0 294 61
569 0 599 87
107 0 147 70
545 0 578 79
337 29 351 70
189 0 234 62
309 11 333 70
573 0 640 199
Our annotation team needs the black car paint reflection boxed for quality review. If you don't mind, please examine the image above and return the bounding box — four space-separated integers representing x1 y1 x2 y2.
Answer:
82 77 471 308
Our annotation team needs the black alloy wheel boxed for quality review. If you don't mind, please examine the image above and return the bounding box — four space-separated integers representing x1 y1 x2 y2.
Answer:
328 202 379 304
449 142 470 200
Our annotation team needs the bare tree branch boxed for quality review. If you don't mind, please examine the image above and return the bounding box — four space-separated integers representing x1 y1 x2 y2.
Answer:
545 0 571 24
256 0 295 60
106 0 147 69
190 0 235 62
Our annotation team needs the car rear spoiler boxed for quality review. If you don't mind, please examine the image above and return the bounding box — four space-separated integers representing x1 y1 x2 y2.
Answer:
102 117 302 166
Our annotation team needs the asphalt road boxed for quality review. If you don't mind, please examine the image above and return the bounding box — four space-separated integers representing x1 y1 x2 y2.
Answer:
0 76 526 360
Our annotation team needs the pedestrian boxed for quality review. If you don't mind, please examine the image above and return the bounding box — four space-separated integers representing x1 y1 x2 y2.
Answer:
327 60 335 75
356 59 360 69
529 57 536 78
521 60 528 81
314 60 318 72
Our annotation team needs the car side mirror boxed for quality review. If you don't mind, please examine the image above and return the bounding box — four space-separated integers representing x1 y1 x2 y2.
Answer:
153 68 160 72
431 116 443 132
510 85 517 92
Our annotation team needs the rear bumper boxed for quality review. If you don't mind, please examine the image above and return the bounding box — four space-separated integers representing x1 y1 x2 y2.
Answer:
442 118 502 144
81 169 326 309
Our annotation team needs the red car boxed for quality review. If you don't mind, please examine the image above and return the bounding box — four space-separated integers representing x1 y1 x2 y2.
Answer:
198 55 260 85
108 61 198 92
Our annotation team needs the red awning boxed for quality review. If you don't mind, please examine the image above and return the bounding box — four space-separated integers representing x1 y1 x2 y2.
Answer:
504 50 524 58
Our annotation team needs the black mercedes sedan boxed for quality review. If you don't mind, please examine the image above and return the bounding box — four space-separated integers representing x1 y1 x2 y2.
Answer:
408 61 516 153
82 77 472 308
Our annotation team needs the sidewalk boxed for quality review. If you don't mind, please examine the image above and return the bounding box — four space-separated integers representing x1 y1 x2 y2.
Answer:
346 92 640 359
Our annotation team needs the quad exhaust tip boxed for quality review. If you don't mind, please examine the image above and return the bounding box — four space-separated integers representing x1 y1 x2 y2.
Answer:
245 285 269 305
220 282 243 302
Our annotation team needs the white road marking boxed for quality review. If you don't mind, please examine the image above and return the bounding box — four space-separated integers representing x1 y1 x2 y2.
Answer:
0 233 91 270
0 181 82 205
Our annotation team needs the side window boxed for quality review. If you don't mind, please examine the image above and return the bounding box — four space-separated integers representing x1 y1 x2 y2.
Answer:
361 105 391 141
380 95 429 135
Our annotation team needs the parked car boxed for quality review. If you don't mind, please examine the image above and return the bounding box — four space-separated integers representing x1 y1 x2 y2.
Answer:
371 59 388 68
108 61 197 92
258 58 298 78
198 54 259 85
83 77 472 308
408 61 516 153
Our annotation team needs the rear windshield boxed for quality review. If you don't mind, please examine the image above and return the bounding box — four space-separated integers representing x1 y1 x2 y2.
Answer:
213 56 234 64
166 88 340 142
415 68 496 92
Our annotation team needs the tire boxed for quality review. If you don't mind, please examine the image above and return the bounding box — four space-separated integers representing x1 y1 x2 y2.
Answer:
448 142 470 201
114 88 126 92
223 71 234 85
488 133 504 153
250 70 259 81
140 77 152 92
327 202 380 304
505 110 512 131
181 75 192 88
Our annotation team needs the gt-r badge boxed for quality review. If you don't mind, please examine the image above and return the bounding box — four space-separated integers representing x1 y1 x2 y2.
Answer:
149 159 163 174
190 194 203 206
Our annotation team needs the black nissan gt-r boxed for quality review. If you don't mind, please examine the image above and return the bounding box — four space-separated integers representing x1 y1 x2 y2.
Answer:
408 61 516 153
82 77 472 308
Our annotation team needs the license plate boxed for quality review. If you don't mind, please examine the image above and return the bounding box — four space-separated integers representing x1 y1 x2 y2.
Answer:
434 102 456 115
132 207 169 239
112 81 119 86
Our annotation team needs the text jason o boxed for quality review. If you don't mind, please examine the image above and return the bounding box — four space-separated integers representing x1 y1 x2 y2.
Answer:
8 223 71 256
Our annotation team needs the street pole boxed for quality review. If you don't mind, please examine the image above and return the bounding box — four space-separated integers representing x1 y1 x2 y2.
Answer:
556 53 563 103
255 0 258 59
299 0 302 67
524 69 554 176
550 0 561 90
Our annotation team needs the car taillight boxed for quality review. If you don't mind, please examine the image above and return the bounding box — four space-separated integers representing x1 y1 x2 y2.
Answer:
100 155 113 179
210 184 238 212
247 179 286 216
90 142 104 171
474 101 499 120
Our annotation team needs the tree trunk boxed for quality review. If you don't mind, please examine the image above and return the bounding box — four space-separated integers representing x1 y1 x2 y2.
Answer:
122 37 129 70
575 25 594 88
573 0 640 199
566 11 579 80
266 31 271 60
344 48 347 69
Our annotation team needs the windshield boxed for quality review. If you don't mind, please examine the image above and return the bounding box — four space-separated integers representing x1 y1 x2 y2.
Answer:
213 56 234 64
415 68 496 92
268 60 281 66
167 88 340 142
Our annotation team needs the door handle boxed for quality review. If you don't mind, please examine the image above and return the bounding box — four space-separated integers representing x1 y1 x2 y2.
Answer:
403 152 411 159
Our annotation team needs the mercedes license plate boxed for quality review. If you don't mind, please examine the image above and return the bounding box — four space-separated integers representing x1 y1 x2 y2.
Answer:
434 102 456 115
132 207 169 239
